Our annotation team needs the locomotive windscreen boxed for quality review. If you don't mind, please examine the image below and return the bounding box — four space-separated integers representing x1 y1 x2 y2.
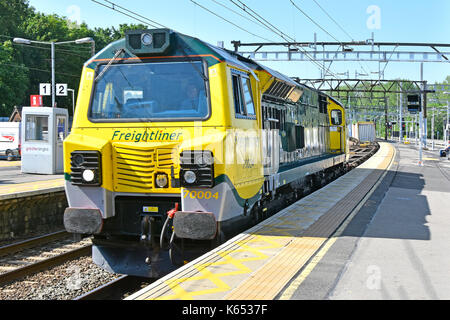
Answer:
89 61 209 121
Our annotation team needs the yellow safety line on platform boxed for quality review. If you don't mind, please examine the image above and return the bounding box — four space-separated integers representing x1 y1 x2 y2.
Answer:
138 234 288 300
226 143 394 300
225 236 327 300
129 142 395 301
0 178 64 195
279 143 396 299
0 161 21 167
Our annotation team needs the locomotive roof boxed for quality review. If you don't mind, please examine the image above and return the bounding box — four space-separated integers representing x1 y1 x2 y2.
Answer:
86 29 335 102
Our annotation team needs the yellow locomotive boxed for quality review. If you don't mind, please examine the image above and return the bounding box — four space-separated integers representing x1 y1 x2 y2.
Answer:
63 29 347 277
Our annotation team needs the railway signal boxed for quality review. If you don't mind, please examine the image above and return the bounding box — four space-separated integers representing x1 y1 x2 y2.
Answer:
407 94 421 113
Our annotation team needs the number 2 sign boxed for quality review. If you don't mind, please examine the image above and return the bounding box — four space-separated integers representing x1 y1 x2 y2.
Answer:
56 83 68 96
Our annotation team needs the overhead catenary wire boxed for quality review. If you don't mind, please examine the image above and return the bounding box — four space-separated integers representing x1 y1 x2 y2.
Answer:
308 0 373 76
190 0 273 42
291 0 370 76
91 0 157 29
229 0 340 77
196 0 330 75
229 0 296 42
90 0 340 78
381 45 399 75
290 0 342 43
209 0 274 33
290 0 352 77
310 0 354 41
228 0 341 79
102 0 168 29
0 62 81 78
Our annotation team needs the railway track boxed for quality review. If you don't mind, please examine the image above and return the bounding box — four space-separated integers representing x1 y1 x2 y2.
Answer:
347 141 380 168
74 275 154 300
0 231 92 286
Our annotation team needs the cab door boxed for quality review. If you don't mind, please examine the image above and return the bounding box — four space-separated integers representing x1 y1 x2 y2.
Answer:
229 68 264 198
328 104 345 153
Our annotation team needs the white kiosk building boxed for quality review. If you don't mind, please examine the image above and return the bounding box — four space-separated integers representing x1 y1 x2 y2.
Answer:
21 107 68 174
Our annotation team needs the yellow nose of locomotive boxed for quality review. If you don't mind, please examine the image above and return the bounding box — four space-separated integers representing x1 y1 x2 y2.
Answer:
111 140 180 193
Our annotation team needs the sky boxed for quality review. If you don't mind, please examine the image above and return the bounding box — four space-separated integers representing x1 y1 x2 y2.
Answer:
27 0 450 84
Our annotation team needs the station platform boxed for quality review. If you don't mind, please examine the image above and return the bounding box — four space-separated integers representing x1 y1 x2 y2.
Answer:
127 141 401 300
0 161 64 200
326 142 450 300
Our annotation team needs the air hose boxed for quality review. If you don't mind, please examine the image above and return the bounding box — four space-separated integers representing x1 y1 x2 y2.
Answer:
160 203 178 250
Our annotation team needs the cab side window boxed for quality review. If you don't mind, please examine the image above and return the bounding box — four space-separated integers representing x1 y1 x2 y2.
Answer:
330 109 342 125
242 78 255 115
231 70 256 119
232 75 244 115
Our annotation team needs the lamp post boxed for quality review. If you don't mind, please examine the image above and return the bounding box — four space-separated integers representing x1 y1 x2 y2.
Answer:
13 37 95 108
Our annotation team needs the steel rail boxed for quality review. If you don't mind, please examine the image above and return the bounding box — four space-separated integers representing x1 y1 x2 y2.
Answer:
0 244 92 286
74 275 152 300
0 231 69 257
347 142 380 168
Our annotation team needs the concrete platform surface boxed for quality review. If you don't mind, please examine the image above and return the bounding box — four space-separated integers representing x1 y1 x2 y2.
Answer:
287 142 450 300
0 160 63 199
328 143 450 300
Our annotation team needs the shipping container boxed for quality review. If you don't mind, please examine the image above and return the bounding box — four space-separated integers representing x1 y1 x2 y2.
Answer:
351 121 376 142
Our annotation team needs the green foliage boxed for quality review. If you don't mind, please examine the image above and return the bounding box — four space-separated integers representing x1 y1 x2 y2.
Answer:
0 0 148 117
0 0 34 36
0 40 29 116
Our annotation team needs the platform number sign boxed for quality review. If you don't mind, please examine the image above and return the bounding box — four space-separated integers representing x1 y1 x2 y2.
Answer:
56 83 68 96
39 83 51 96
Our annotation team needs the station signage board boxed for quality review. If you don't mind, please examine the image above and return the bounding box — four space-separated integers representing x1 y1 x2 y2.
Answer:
56 83 68 96
30 95 43 107
39 83 68 96
39 83 51 96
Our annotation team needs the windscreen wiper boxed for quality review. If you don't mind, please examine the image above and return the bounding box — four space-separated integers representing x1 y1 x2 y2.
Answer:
95 48 125 82
177 42 208 82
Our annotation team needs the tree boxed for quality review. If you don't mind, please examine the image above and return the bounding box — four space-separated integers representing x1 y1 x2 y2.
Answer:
0 40 29 116
0 0 34 37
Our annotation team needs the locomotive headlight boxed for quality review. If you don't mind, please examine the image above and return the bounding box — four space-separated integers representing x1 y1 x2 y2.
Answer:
155 173 168 188
70 151 102 186
141 33 153 46
180 150 214 188
82 169 95 182
183 170 197 184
